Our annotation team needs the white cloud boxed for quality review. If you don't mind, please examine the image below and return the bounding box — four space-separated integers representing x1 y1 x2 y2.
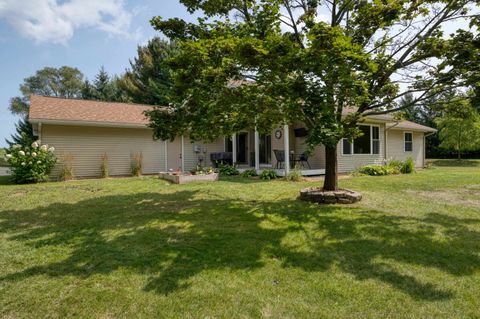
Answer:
0 0 135 44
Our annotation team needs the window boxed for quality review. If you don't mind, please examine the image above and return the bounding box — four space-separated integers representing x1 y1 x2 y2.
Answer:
341 125 381 155
342 139 352 155
354 125 371 154
372 126 380 154
404 132 413 152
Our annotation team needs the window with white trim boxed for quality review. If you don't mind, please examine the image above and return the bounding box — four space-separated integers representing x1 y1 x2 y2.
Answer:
404 132 413 152
342 125 381 155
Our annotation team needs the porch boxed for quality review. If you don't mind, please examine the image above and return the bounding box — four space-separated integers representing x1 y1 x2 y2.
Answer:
222 124 326 176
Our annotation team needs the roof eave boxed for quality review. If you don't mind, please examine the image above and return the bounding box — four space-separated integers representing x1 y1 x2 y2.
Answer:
29 118 150 129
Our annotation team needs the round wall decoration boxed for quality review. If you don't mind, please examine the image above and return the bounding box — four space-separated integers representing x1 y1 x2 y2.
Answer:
274 129 283 139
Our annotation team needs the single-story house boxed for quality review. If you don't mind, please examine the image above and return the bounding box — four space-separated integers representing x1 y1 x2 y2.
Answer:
28 95 437 178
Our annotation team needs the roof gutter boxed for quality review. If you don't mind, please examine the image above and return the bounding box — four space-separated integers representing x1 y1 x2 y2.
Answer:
29 118 150 129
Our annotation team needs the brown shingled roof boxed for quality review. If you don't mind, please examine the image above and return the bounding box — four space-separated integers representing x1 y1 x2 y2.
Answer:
29 95 437 133
386 120 437 133
29 95 158 127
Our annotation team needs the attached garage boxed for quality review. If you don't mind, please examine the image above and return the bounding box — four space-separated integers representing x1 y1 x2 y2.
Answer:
41 125 166 178
29 95 172 179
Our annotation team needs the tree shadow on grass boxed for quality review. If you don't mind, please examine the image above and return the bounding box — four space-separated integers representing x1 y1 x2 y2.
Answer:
1 191 480 300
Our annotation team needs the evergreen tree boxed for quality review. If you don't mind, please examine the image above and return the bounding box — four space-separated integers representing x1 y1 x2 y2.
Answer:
120 37 177 106
5 117 36 147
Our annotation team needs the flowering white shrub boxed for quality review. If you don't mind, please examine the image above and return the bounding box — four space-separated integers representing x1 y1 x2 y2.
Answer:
4 141 57 183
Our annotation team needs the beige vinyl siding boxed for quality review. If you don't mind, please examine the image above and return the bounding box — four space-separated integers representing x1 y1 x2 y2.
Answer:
183 137 225 171
293 137 325 169
386 130 424 167
337 123 385 173
166 138 182 171
42 124 165 178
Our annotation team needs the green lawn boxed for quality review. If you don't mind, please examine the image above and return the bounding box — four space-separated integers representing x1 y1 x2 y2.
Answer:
1 161 479 318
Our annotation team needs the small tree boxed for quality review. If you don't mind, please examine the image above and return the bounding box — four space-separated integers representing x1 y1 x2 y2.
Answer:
436 101 480 160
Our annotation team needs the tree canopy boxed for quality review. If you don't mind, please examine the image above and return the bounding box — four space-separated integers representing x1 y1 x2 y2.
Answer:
120 37 178 106
82 66 130 102
148 0 480 190
436 97 480 159
9 66 84 116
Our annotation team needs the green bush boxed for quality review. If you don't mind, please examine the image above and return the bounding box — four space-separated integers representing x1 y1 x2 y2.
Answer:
388 160 403 173
260 169 278 180
192 165 215 175
241 169 257 177
217 164 239 176
5 142 57 183
357 165 392 176
357 158 416 176
400 157 415 174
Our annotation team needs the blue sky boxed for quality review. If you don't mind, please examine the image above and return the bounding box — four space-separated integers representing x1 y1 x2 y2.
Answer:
0 0 195 147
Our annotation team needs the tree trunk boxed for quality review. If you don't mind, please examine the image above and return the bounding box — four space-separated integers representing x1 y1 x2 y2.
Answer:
323 145 338 191
458 150 461 160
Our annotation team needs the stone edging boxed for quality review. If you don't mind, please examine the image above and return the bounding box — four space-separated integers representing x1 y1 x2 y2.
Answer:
299 187 362 204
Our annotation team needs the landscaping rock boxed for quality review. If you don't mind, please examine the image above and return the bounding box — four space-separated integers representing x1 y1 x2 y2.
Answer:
299 187 362 204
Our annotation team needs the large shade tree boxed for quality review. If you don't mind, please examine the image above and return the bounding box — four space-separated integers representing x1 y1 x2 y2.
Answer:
436 96 480 159
148 0 479 190
9 66 84 116
7 66 85 147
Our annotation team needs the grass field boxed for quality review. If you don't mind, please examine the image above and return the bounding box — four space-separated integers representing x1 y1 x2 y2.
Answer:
0 160 479 318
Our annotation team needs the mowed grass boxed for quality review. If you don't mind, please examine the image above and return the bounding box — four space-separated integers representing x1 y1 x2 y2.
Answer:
0 161 480 318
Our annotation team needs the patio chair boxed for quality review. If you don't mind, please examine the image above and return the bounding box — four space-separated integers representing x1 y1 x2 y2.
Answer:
273 150 285 169
298 152 311 169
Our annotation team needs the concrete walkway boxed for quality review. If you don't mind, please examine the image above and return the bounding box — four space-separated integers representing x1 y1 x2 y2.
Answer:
0 167 11 176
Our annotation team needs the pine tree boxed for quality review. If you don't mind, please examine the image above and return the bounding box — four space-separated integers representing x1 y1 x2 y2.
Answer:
5 117 36 147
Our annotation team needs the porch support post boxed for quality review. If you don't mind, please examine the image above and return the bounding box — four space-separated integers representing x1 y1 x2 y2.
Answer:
181 135 185 171
254 128 260 172
232 134 237 165
283 124 290 175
